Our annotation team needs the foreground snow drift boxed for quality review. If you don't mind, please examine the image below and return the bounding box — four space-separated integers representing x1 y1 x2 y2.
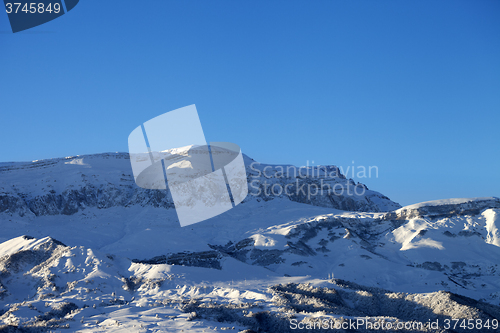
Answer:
0 235 499 332
0 153 499 332
0 197 499 332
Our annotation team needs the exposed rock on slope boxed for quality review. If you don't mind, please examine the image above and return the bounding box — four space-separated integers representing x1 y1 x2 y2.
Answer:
0 153 499 332
0 153 400 217
389 197 500 220
1 235 500 332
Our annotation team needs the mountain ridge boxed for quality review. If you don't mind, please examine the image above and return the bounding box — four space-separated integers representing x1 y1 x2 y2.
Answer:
0 152 400 217
0 152 499 332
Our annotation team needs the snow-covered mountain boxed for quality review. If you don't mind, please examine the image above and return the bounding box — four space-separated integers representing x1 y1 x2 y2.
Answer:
0 153 499 332
0 152 399 217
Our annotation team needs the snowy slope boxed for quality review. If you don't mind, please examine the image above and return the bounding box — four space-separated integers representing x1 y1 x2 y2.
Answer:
0 153 499 332
1 199 500 332
0 152 400 218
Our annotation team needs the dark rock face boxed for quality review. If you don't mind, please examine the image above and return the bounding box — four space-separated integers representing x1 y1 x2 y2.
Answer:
389 198 500 220
417 261 444 271
0 153 400 217
1 186 176 217
0 195 30 217
132 251 223 270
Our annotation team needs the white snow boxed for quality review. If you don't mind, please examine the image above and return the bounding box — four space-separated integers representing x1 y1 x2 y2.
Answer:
0 153 498 331
398 197 497 210
484 208 500 247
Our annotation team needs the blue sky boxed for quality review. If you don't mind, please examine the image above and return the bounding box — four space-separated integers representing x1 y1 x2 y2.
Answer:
1 0 499 206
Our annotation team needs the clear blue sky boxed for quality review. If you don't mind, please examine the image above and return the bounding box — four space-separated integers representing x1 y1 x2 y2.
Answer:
1 0 499 206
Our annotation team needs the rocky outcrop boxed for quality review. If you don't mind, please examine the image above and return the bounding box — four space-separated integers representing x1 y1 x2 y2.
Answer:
132 250 224 270
387 197 500 220
0 153 400 217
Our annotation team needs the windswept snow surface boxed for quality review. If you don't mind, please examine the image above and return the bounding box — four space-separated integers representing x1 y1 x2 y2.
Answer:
0 152 401 217
0 153 499 332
